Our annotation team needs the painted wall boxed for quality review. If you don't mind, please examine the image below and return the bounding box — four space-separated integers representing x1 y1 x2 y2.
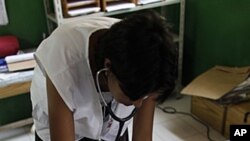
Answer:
183 0 250 84
0 0 47 125
0 0 47 48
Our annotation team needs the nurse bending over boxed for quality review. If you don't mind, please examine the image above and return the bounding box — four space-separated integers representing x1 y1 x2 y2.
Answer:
30 10 178 141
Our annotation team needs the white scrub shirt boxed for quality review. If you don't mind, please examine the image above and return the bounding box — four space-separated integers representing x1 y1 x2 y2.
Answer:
30 16 134 141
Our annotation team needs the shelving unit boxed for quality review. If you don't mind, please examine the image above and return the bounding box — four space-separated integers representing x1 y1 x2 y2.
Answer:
61 0 101 17
43 0 185 95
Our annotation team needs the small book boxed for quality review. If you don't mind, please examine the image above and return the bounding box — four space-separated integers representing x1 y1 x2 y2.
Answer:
5 52 36 72
7 59 36 72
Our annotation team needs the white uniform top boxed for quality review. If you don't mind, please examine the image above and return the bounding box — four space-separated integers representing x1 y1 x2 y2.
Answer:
30 16 134 141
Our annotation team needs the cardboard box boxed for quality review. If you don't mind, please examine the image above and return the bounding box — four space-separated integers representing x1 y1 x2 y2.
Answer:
181 66 250 136
224 102 250 139
181 66 250 100
191 96 227 133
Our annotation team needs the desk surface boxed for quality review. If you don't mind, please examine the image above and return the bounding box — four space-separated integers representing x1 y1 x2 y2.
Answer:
0 81 31 100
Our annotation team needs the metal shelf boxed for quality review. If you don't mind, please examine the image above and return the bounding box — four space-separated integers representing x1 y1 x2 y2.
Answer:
44 0 181 27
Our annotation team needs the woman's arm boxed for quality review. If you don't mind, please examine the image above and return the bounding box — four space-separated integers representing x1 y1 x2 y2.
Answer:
46 74 75 141
132 96 156 141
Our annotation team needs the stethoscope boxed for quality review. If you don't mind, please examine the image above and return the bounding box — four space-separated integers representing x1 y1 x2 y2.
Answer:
96 68 137 141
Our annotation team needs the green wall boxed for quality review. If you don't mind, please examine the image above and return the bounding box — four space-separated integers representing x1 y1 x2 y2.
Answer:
0 0 47 125
0 94 32 125
183 0 250 84
0 0 47 49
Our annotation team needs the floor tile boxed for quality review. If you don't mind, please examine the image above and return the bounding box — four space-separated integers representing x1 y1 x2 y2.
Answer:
154 118 199 141
184 133 212 141
180 114 207 133
153 95 227 141
154 107 180 124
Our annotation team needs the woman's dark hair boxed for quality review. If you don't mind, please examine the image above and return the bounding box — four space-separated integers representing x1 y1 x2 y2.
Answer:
98 10 178 102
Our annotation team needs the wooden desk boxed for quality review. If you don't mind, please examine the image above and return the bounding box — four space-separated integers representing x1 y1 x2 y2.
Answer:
0 81 31 100
0 81 33 130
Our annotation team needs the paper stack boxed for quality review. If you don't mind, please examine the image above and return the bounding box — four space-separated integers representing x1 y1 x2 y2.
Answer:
101 0 136 12
105 2 136 12
4 52 36 72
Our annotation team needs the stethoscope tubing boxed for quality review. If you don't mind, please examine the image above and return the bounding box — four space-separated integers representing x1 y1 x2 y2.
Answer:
96 68 137 141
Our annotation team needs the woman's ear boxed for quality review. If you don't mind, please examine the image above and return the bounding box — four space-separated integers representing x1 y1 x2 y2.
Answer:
104 58 111 69
104 58 111 78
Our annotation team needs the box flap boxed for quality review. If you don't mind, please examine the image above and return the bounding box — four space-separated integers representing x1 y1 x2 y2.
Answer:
181 66 250 100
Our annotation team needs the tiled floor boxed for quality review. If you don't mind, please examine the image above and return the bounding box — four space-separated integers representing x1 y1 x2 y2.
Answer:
150 95 227 141
0 95 227 141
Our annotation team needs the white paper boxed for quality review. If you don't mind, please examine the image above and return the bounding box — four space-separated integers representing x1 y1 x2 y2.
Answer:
0 0 8 25
234 77 250 90
137 0 162 5
0 70 34 87
68 7 100 16
5 52 34 63
106 3 136 12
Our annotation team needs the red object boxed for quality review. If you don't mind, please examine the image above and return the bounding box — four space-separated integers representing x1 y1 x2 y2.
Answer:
0 36 20 58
